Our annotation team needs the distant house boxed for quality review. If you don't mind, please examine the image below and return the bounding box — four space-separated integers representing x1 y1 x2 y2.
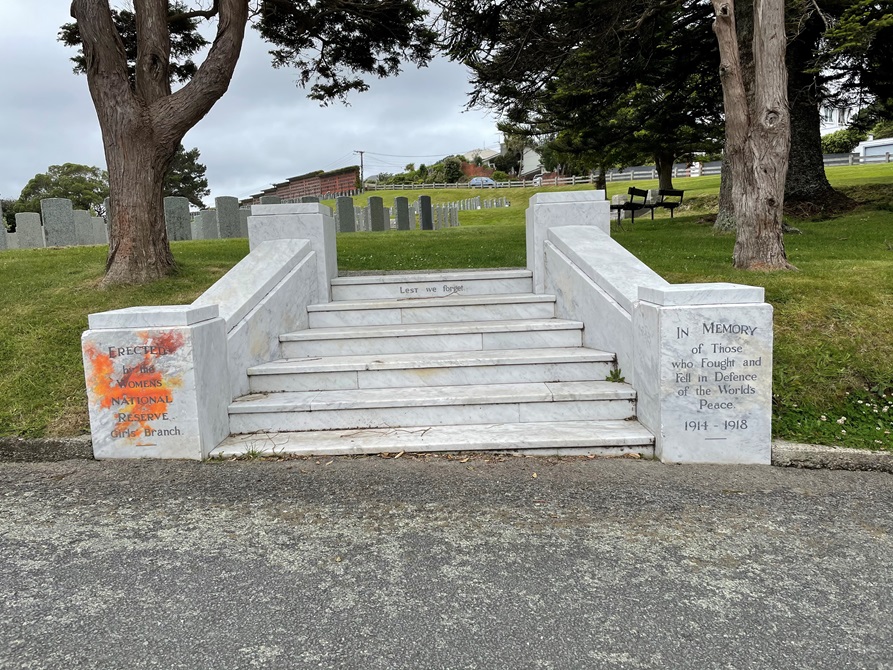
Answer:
819 104 860 136
461 148 501 166
855 136 893 158
519 147 544 178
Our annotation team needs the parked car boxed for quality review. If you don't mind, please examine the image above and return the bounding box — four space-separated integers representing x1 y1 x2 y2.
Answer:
469 177 496 188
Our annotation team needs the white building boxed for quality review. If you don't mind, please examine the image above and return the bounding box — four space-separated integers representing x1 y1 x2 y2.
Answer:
819 104 859 136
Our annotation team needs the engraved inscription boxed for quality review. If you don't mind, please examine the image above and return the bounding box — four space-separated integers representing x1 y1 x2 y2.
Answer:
673 320 765 433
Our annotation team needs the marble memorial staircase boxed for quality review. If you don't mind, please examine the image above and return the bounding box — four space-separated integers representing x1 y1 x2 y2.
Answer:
212 269 655 458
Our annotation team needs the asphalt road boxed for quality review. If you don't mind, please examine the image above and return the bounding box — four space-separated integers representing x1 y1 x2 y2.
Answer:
1 455 891 669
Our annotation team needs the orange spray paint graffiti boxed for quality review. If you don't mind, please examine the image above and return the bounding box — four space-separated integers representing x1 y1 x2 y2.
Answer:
84 330 185 443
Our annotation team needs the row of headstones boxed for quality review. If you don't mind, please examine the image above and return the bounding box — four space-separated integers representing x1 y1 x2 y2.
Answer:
167 196 251 241
457 196 509 210
335 195 460 233
0 195 256 252
1 198 109 251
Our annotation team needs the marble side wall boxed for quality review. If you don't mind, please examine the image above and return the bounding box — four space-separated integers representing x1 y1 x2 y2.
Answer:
534 199 773 465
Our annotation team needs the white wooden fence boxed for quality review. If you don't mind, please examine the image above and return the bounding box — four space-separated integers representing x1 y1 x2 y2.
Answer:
367 153 891 191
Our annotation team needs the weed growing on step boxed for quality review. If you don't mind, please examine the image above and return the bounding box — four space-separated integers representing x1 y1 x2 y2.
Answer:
606 369 626 383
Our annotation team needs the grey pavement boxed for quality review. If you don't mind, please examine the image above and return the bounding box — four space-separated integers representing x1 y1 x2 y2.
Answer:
1 455 891 669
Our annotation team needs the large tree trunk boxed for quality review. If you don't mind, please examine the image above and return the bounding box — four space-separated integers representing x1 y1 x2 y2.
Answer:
785 11 836 206
712 0 794 270
654 151 675 190
714 0 753 234
104 127 178 283
72 0 248 285
715 152 736 231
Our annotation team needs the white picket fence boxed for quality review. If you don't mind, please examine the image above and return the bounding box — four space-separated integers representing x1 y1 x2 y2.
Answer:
368 153 891 191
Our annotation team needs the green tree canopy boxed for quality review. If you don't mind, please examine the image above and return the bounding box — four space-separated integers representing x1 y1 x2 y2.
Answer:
163 145 210 208
16 163 109 216
63 0 436 284
442 0 724 189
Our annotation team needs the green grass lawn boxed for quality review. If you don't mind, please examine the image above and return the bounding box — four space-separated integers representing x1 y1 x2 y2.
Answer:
2 164 892 451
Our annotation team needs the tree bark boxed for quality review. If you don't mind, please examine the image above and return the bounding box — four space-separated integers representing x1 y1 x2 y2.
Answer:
712 0 794 270
654 151 675 190
784 10 848 211
72 0 249 285
715 152 736 231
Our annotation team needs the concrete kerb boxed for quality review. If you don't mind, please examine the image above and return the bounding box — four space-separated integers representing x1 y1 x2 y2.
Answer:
2 435 891 472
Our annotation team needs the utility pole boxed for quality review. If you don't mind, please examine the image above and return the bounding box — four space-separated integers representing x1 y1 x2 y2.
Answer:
354 150 364 188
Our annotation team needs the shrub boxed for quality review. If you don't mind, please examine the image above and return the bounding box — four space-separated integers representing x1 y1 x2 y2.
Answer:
871 119 893 139
822 128 867 154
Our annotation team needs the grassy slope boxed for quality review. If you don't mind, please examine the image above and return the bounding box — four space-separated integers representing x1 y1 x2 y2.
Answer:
1 165 891 449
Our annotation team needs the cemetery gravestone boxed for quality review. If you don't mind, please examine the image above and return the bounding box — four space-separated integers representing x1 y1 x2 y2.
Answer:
6 232 17 249
301 196 320 204
394 197 410 231
74 210 94 246
164 197 192 241
200 209 219 239
216 196 241 239
369 196 386 232
259 195 281 205
419 195 433 231
41 198 76 247
238 208 250 238
336 196 356 233
15 213 45 248
190 216 204 240
91 217 109 245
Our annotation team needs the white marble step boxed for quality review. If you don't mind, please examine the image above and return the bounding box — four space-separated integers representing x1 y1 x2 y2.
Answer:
280 318 584 358
331 269 533 301
228 380 636 433
212 420 655 458
307 294 556 328
248 347 616 393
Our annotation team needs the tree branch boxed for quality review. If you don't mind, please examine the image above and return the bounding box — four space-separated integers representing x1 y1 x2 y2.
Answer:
170 0 220 21
152 0 249 144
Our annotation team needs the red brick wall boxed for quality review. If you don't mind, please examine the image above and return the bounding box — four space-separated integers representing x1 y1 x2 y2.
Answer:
242 167 360 205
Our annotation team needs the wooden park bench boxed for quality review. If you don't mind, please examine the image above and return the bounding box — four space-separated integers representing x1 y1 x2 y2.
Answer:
610 187 650 225
653 189 684 218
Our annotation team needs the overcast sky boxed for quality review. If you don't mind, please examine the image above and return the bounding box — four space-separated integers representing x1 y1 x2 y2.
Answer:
0 3 501 205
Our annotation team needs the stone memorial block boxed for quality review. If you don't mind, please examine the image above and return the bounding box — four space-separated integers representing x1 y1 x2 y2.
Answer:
239 208 250 238
336 196 356 232
164 196 191 241
91 217 109 245
259 195 281 204
383 207 391 229
369 196 386 232
41 198 76 247
394 197 410 231
190 216 204 240
301 196 320 203
216 196 241 239
0 204 5 251
419 195 433 231
15 213 45 248
451 206 459 227
74 210 93 246
634 284 773 464
82 304 229 460
200 209 219 239
6 232 18 249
